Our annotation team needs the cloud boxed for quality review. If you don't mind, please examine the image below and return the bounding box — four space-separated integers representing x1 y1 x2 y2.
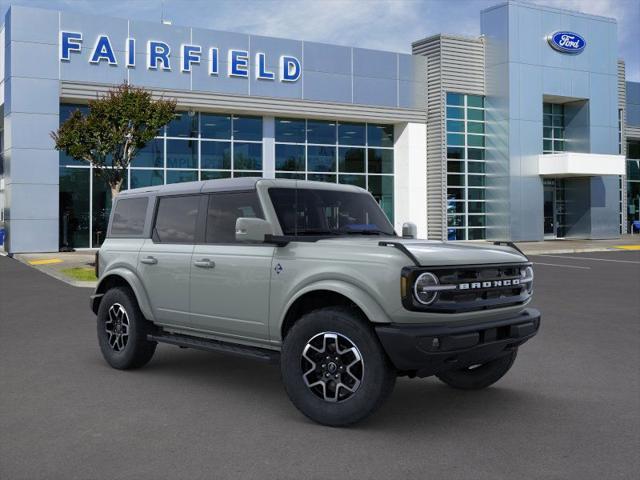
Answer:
0 0 637 80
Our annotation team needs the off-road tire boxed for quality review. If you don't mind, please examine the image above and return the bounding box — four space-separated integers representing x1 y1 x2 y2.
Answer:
436 349 518 390
281 306 396 427
97 287 157 370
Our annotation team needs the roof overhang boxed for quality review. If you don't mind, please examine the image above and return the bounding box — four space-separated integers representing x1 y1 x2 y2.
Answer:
537 152 626 177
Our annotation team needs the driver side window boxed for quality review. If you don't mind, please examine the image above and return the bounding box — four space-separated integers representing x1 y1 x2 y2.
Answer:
205 191 264 244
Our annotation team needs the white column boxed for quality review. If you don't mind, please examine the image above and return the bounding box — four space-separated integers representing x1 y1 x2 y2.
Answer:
393 122 427 238
262 116 275 178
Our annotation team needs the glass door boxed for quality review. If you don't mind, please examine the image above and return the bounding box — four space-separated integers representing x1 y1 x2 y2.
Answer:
555 179 567 238
543 178 567 238
543 179 555 237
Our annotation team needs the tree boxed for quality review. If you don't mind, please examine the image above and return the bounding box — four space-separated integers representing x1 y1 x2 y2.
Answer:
52 83 176 200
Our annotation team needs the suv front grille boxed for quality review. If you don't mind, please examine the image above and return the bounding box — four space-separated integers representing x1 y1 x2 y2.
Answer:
402 263 532 313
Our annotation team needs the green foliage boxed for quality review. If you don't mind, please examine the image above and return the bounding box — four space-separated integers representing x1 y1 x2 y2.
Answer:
61 267 97 282
52 83 176 195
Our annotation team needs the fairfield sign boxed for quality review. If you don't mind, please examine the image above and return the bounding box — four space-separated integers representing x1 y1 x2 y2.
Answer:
59 31 302 82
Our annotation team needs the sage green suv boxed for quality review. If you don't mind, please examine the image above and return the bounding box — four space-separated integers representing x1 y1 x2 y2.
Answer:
91 178 540 426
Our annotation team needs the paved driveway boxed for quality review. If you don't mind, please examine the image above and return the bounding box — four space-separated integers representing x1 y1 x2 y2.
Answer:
1 251 638 479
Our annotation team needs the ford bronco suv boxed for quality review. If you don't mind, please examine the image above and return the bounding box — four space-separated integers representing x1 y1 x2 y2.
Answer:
91 178 540 426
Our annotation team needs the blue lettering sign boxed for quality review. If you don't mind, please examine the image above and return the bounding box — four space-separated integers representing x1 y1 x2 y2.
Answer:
126 38 135 67
148 41 171 70
547 31 586 54
90 35 117 65
59 31 303 83
181 44 201 72
256 53 275 80
60 31 82 61
280 56 301 82
209 48 219 75
229 50 249 77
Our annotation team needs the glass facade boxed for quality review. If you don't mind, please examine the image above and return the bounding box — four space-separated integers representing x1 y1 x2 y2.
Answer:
627 139 640 232
58 106 395 248
274 118 395 222
58 104 263 248
543 103 565 154
445 92 486 240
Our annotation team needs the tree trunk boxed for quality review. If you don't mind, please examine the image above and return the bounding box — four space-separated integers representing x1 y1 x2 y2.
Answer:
110 178 123 204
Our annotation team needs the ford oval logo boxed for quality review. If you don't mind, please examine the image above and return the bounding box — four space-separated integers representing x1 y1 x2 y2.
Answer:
547 31 586 54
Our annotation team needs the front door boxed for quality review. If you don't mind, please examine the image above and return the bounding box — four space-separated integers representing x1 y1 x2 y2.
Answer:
543 179 567 238
543 179 555 237
137 194 200 326
189 191 274 341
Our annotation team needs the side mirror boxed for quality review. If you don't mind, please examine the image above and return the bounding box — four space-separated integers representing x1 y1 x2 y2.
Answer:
235 217 273 243
402 222 417 239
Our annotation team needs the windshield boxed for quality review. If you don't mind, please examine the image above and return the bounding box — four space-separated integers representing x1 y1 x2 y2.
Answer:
268 188 396 237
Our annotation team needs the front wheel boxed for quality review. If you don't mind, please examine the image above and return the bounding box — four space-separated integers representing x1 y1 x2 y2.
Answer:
436 349 518 390
97 287 157 370
280 307 396 427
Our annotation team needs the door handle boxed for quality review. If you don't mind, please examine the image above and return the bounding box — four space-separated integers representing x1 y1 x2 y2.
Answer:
194 258 215 269
140 256 158 265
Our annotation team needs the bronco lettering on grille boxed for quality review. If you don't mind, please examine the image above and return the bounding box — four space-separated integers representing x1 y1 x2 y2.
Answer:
458 278 520 290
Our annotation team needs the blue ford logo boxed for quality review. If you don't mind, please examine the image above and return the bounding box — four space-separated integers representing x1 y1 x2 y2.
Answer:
547 31 586 54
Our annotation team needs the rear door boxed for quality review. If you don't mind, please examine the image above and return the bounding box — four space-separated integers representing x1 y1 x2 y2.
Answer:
137 194 201 327
189 191 274 341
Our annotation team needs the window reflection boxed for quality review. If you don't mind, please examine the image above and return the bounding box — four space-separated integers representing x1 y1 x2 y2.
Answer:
133 139 164 168
92 169 127 248
234 142 262 170
308 146 336 172
338 122 366 146
167 139 198 169
276 118 305 143
201 141 231 170
276 144 305 171
59 167 90 249
167 111 198 138
307 120 336 144
233 115 262 141
201 113 231 139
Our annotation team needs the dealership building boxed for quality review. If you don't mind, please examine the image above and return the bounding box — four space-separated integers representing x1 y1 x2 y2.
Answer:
0 1 639 252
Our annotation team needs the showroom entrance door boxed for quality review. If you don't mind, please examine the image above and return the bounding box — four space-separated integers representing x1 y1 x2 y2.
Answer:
543 178 567 238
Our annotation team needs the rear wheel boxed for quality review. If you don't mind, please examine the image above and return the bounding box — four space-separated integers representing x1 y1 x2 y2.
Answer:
97 287 157 370
436 349 518 390
281 306 396 427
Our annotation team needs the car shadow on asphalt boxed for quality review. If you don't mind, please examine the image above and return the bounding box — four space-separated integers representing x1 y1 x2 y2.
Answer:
112 344 560 432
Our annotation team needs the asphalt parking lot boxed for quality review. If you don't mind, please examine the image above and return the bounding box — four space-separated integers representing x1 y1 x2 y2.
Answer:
1 250 639 479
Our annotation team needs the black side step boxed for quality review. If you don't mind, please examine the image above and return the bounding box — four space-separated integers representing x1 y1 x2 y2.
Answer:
147 332 280 364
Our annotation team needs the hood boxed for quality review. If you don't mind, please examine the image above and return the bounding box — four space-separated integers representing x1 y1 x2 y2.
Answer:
315 237 528 266
398 240 527 266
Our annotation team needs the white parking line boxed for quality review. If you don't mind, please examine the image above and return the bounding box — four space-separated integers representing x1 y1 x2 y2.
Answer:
532 262 591 269
539 254 640 265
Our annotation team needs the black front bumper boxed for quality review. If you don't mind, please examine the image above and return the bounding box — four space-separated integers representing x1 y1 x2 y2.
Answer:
375 308 541 378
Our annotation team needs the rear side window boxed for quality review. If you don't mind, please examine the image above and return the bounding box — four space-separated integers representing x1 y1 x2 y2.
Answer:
153 195 200 244
205 191 263 244
110 197 148 236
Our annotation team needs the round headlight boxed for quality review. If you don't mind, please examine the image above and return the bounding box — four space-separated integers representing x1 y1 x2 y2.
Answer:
414 272 440 305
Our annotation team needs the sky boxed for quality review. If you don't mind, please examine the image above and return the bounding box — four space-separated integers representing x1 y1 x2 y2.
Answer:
1 0 638 80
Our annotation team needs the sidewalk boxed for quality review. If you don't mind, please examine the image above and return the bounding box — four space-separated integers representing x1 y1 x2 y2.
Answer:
11 251 97 288
484 235 640 255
